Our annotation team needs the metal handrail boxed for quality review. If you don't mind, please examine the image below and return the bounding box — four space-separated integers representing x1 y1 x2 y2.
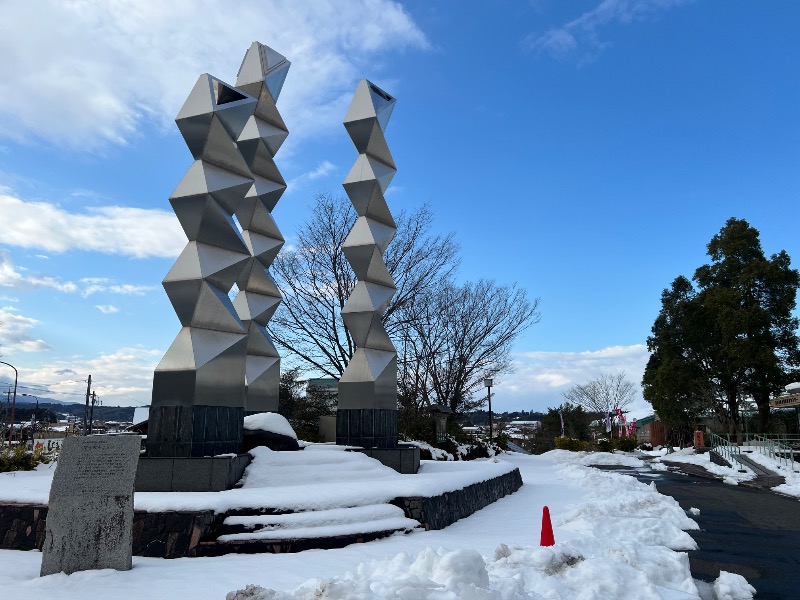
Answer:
709 432 742 466
747 434 796 468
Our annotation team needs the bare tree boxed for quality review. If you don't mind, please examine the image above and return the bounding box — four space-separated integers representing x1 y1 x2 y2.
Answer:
270 192 540 417
561 371 637 417
269 192 459 377
400 279 540 414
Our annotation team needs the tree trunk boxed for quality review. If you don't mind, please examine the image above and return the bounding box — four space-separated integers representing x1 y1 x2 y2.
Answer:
756 399 771 433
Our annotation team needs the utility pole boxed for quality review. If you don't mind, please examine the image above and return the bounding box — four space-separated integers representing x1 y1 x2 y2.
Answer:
2 388 8 446
88 391 97 435
83 374 92 436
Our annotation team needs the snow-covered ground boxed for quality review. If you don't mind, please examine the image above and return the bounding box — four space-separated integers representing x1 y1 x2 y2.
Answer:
0 450 755 599
649 445 800 497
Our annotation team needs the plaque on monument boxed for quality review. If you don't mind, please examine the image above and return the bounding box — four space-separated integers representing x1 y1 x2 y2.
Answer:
40 435 141 576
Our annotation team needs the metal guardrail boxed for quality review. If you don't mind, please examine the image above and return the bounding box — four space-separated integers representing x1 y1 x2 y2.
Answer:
709 432 742 466
744 434 799 469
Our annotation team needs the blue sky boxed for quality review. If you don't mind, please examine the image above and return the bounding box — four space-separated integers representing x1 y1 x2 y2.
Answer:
0 0 798 416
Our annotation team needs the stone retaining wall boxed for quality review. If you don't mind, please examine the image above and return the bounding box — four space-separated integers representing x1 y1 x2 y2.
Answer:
0 504 214 559
0 467 523 557
392 467 523 530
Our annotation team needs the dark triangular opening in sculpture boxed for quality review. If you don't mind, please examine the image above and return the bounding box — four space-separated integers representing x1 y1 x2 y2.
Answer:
215 81 248 105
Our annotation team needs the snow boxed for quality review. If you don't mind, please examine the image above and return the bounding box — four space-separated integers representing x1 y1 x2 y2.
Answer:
736 446 800 498
652 450 756 485
712 571 757 600
576 451 646 468
243 413 297 439
0 450 755 599
653 445 800 498
0 445 517 514
219 504 418 542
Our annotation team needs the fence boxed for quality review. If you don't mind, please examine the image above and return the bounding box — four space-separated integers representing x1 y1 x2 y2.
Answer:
742 433 800 469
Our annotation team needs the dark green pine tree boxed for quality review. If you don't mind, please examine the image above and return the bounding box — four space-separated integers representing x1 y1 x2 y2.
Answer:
643 218 800 435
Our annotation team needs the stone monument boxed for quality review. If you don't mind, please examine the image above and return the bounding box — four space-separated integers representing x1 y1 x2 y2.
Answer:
40 435 141 576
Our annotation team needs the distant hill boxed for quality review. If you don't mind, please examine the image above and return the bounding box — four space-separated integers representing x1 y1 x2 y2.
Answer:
10 395 74 406
0 401 136 423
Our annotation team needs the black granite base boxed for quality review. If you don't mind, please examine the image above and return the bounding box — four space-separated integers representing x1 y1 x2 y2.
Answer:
146 405 243 458
354 444 420 474
336 409 397 448
135 454 251 492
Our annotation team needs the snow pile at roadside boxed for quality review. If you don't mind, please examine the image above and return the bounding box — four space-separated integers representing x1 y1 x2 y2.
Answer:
243 413 297 439
225 451 721 600
1 450 755 599
711 570 757 600
576 451 646 468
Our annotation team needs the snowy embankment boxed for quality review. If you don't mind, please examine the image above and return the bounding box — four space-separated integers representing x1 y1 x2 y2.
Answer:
0 450 754 599
0 445 516 513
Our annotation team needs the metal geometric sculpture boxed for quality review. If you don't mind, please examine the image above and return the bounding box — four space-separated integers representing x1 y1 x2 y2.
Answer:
232 42 290 413
148 43 289 458
336 80 398 449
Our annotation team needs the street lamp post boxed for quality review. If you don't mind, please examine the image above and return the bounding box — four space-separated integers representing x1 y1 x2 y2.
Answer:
484 378 493 445
0 361 18 447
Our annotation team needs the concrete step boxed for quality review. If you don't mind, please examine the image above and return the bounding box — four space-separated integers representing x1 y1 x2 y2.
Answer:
195 503 419 556
218 503 417 539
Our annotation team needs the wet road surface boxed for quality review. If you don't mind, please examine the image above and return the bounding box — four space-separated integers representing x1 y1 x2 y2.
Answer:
594 463 800 599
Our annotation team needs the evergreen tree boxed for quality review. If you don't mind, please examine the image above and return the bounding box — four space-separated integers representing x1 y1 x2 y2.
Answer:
643 218 800 434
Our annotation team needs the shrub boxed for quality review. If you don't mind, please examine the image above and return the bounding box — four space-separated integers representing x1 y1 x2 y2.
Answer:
554 437 590 452
614 437 638 452
0 445 51 473
596 438 612 453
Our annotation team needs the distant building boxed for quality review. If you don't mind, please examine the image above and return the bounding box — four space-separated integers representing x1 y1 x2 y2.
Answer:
306 378 338 401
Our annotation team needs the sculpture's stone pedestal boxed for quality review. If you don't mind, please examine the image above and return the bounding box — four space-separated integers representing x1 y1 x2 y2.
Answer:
351 444 420 474
135 455 251 492
336 408 397 448
146 405 243 458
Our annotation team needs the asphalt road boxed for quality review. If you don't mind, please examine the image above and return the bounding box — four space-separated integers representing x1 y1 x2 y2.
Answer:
596 464 800 599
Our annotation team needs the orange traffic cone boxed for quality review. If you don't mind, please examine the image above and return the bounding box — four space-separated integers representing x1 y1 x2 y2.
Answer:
540 506 555 546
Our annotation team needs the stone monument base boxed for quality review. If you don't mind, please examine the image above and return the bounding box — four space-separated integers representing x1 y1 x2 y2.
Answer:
135 455 251 492
146 405 244 458
336 408 397 448
351 444 420 474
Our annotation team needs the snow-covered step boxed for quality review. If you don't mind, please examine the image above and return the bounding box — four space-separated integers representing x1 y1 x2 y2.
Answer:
219 504 418 543
219 503 418 542
195 503 420 556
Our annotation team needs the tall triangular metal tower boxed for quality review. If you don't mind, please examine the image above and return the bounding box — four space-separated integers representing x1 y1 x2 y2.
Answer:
148 43 289 458
337 80 399 448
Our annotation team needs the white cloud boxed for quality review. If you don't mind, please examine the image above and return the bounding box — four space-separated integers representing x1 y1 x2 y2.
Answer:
287 161 338 193
0 0 428 150
495 344 653 417
81 279 155 297
0 248 78 292
0 307 51 352
95 304 120 314
524 0 691 62
0 194 184 258
16 347 162 406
